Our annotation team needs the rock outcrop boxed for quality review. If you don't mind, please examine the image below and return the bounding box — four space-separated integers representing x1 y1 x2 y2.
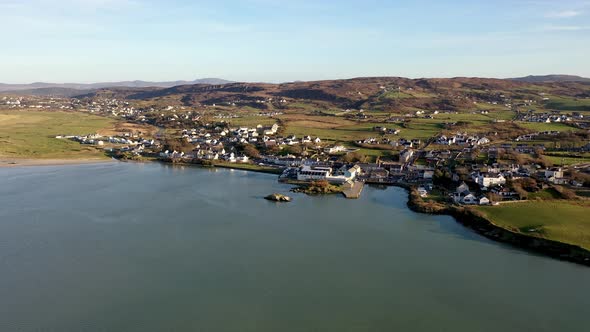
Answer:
265 193 292 202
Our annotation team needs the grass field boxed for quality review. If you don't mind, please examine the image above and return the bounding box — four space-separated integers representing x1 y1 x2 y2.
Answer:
0 110 115 159
227 116 277 127
545 155 590 166
214 162 283 174
543 97 590 112
518 122 579 132
476 201 590 250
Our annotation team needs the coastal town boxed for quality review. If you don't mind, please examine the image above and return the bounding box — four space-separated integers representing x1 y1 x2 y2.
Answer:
2 76 590 266
3 1 590 330
56 115 589 205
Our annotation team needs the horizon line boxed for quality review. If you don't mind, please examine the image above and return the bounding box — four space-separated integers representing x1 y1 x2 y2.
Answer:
1 73 588 86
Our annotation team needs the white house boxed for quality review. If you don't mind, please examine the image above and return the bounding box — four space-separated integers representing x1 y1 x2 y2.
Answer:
475 174 506 188
456 182 470 195
399 149 414 163
477 137 490 145
417 187 428 198
297 166 332 181
324 145 347 154
479 197 490 205
236 155 249 163
462 194 478 205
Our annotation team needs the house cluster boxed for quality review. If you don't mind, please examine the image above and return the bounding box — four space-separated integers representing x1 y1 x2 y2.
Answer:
1 96 75 110
373 126 401 135
57 133 158 153
356 136 420 148
515 131 560 142
1 96 23 107
519 111 572 123
82 98 141 118
452 182 491 205
181 123 279 144
159 148 250 163
435 133 490 146
184 123 324 150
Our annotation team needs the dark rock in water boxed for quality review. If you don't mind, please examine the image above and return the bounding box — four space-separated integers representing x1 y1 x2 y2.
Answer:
265 193 292 202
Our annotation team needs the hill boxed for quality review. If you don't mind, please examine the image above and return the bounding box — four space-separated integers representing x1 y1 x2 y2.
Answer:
0 78 233 94
74 76 590 112
510 75 590 83
0 87 97 97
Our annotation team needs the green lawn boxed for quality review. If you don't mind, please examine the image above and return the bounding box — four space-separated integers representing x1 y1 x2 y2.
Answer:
476 201 590 250
0 110 114 159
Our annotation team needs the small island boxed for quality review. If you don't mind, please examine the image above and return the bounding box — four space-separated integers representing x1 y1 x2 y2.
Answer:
264 193 292 202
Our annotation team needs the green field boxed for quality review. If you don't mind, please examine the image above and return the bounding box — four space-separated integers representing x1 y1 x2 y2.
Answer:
545 155 590 166
518 122 579 132
380 91 415 100
227 116 277 127
0 110 114 159
543 97 590 112
476 201 590 250
215 162 283 174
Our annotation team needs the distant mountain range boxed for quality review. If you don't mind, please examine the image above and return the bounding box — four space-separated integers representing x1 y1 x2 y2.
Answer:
509 75 590 83
2 75 590 98
0 78 233 94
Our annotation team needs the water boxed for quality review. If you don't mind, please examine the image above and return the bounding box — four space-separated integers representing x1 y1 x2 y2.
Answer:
0 162 588 332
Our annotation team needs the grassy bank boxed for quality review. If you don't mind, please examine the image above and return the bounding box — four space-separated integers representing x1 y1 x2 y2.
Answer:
214 162 284 174
0 110 114 159
403 186 590 265
476 201 590 250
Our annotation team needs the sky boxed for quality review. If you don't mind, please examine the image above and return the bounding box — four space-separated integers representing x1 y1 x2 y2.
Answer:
0 0 589 83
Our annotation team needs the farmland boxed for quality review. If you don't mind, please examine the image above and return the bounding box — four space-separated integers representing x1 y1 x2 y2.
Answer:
0 110 115 159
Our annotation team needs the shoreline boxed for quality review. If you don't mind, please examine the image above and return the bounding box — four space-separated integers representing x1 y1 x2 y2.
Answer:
403 187 590 267
0 158 116 168
3 156 589 266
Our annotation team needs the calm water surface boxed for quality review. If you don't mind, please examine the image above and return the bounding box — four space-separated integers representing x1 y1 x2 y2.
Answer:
0 162 588 332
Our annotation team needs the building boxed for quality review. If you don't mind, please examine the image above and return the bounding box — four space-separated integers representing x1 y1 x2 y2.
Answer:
297 166 332 181
296 165 360 184
324 145 347 154
399 149 414 163
259 124 279 135
544 167 564 180
474 173 506 188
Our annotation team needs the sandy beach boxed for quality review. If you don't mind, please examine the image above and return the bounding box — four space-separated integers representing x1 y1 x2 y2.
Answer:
0 158 117 168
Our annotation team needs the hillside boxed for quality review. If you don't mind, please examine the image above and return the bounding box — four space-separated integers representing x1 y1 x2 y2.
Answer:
74 77 590 112
510 75 590 83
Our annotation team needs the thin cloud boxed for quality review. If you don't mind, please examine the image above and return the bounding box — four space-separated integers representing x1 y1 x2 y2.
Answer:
546 10 583 18
541 25 590 31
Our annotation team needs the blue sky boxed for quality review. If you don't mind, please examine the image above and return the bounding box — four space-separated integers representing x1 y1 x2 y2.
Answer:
0 0 589 83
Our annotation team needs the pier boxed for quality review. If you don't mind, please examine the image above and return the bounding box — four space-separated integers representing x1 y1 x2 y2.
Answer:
342 181 364 199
